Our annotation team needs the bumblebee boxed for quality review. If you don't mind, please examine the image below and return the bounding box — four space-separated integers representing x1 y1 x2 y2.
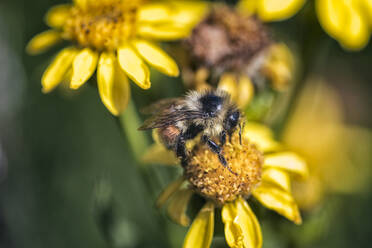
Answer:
139 90 243 172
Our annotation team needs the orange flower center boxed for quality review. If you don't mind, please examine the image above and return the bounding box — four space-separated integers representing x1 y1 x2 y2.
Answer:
62 0 138 51
184 133 263 205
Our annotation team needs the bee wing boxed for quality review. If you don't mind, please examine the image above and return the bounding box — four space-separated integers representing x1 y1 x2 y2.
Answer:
140 97 184 115
138 108 205 130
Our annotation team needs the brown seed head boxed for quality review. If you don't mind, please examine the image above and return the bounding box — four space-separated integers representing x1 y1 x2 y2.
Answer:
184 133 264 205
185 6 270 73
63 0 138 51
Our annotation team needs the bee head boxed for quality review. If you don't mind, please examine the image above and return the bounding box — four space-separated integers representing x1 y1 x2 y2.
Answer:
224 108 240 133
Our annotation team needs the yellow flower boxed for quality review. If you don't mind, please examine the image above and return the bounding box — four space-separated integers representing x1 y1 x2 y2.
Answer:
316 0 371 50
146 123 307 248
26 0 206 115
238 0 306 21
282 78 372 210
238 0 372 50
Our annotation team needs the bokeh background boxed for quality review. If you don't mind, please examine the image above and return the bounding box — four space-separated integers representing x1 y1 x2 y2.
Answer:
0 0 371 247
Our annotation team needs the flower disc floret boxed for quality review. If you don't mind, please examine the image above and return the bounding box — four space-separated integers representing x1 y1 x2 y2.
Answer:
185 134 263 205
62 0 137 51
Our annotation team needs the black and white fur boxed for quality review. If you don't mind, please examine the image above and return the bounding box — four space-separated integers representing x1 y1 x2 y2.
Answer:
139 90 243 172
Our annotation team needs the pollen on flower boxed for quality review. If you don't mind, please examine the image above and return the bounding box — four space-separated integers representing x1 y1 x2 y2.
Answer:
186 6 270 73
62 0 137 51
184 133 263 205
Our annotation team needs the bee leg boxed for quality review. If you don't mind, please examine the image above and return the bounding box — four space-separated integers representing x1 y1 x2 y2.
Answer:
202 135 236 175
228 130 233 143
219 130 226 146
176 136 188 167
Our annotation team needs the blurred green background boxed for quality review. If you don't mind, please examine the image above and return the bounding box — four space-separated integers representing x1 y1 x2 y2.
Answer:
0 0 371 248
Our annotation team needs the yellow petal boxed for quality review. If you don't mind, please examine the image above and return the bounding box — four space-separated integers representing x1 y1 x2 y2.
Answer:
316 0 345 39
315 0 370 50
236 198 262 248
133 40 179 77
167 189 193 227
142 144 179 165
97 52 130 115
45 4 71 28
26 30 62 55
363 0 372 25
137 3 171 23
70 48 98 89
222 198 262 248
262 168 291 192
138 2 207 27
243 123 281 152
217 73 238 101
137 23 190 40
183 201 214 248
221 201 238 223
156 177 185 209
339 3 370 50
118 44 151 89
237 76 255 107
264 152 308 178
238 0 259 16
73 0 88 9
317 0 370 50
222 202 244 248
253 183 302 224
167 1 207 26
41 47 77 93
258 0 306 21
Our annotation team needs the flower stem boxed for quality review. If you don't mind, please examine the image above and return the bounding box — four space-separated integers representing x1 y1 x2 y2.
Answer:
119 99 149 164
117 99 171 246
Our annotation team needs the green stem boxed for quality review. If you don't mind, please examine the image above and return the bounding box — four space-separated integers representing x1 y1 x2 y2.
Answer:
119 99 149 164
117 99 171 246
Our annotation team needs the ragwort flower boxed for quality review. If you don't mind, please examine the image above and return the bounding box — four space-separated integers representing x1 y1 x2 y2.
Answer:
183 6 295 108
26 0 206 115
146 123 307 248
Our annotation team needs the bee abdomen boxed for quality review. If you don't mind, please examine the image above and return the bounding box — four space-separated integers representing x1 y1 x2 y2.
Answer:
158 126 181 149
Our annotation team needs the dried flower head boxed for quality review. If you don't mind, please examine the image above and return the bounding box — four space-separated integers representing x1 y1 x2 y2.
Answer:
183 6 295 108
186 6 270 73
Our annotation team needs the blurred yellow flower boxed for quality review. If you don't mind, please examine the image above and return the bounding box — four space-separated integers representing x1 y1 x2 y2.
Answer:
146 124 307 248
26 0 206 115
238 0 306 21
282 78 372 210
239 0 372 50
316 0 371 50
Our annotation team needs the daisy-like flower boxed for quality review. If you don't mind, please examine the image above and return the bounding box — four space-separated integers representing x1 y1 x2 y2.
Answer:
183 6 295 108
238 0 372 50
282 78 372 210
144 123 307 248
26 0 206 115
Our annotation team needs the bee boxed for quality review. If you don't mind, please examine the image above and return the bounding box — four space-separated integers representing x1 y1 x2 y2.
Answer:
138 90 243 172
